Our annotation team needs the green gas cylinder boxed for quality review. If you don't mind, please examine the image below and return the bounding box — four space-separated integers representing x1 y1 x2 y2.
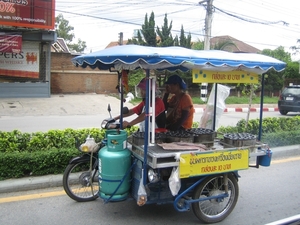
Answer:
98 130 131 201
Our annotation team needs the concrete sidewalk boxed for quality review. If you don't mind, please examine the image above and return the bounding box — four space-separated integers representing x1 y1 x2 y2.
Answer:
0 94 135 117
0 93 278 116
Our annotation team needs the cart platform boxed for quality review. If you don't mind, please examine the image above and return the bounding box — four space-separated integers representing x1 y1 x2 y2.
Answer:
128 136 267 170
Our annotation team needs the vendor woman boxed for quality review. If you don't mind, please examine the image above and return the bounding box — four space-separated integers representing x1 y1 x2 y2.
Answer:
163 75 194 130
114 77 166 131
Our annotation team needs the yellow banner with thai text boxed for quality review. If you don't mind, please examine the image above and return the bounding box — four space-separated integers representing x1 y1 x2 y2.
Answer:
192 69 258 84
179 149 249 178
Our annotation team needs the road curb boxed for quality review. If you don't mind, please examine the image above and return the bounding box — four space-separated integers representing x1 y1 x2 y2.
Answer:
0 174 63 194
270 144 300 159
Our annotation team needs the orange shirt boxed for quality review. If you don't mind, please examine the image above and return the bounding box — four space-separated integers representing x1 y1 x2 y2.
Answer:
166 93 194 129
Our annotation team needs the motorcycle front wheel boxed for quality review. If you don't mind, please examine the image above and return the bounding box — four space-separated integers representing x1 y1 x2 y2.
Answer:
192 173 239 224
63 159 99 202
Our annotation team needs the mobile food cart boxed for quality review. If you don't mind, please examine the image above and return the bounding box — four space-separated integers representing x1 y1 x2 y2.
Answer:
65 45 286 224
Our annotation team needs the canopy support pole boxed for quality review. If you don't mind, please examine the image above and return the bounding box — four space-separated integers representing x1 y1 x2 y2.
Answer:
143 70 150 185
213 83 218 131
151 76 156 144
258 73 265 141
119 71 124 129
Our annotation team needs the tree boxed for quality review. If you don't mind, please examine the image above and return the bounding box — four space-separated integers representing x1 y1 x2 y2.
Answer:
68 38 87 53
128 12 157 46
55 13 87 53
192 39 204 50
174 36 179 46
141 12 157 46
261 46 292 94
281 61 300 87
178 25 192 48
128 12 191 49
261 46 291 63
55 14 75 44
156 14 174 47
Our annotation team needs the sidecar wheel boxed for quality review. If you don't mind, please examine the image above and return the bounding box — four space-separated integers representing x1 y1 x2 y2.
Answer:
192 173 239 224
63 159 99 202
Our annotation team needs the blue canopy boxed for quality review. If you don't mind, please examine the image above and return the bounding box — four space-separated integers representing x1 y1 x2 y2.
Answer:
72 45 286 74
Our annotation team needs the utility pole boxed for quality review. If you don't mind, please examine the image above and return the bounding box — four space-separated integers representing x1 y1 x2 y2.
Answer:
199 0 214 101
203 0 214 50
118 32 123 45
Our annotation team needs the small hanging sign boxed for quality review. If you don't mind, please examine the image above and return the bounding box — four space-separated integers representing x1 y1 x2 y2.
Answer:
192 69 259 84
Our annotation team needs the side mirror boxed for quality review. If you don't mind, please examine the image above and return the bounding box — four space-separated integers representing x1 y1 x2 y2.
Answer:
107 104 112 118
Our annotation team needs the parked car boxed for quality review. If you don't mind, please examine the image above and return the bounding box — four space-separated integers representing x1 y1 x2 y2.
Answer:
278 85 300 115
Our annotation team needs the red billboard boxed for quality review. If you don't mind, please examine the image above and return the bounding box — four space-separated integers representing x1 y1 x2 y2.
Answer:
0 0 55 30
0 32 22 53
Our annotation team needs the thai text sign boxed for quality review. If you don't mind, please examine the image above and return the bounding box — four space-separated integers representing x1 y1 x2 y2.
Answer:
179 149 249 178
192 69 258 84
0 32 22 53
0 0 55 29
0 42 39 79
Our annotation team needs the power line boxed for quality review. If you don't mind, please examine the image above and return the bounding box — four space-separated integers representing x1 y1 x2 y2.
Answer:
55 2 204 37
55 9 141 26
214 6 289 26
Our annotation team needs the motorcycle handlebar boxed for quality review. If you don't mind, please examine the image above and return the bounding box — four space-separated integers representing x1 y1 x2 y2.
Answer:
102 119 131 129
101 106 131 129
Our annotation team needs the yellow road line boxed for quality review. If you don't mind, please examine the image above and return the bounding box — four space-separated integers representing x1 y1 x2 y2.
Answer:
271 156 300 164
0 190 66 203
0 186 99 204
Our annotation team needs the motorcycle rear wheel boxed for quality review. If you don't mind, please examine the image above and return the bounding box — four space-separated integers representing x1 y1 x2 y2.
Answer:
192 173 239 223
63 159 99 202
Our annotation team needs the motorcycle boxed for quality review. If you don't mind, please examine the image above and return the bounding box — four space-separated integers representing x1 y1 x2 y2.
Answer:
62 104 128 202
63 101 272 223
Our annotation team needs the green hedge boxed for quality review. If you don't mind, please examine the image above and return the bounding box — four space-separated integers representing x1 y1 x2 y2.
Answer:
0 148 78 180
0 128 106 153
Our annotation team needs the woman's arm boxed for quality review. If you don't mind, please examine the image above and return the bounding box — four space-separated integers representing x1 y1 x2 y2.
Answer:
123 112 146 127
114 100 145 121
